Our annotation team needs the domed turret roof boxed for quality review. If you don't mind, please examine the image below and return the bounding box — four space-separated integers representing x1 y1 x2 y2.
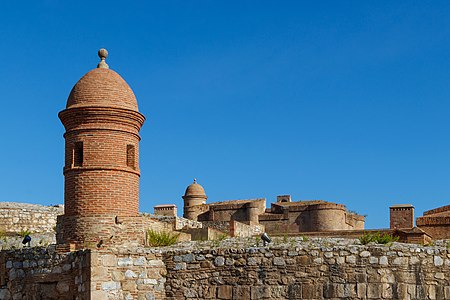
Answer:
65 49 139 111
184 179 207 197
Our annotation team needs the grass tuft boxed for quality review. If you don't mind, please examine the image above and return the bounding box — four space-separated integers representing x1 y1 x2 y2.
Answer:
147 229 180 247
18 229 31 238
359 232 399 245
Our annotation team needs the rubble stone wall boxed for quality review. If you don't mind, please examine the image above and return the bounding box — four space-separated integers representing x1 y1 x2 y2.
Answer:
163 238 450 300
0 202 63 234
90 248 167 300
230 221 264 238
0 246 90 300
1 238 450 299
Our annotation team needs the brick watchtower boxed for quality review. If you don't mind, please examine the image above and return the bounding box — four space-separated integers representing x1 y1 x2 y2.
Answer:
57 49 145 249
183 179 208 221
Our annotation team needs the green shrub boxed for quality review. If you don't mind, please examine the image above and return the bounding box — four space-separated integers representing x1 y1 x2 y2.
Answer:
147 229 180 247
216 233 228 241
359 232 399 245
18 229 31 238
301 235 310 242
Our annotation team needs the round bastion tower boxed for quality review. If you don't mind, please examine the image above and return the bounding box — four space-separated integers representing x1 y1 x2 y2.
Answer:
183 179 208 221
57 49 145 249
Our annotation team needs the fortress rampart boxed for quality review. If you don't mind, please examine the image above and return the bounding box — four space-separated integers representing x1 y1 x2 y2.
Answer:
1 238 449 299
0 202 63 234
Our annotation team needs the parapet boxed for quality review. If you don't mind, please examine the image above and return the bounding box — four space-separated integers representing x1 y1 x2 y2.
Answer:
154 204 177 217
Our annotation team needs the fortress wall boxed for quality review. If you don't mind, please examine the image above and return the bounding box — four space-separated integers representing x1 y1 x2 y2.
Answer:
0 246 90 300
0 203 63 234
306 204 347 231
417 216 450 239
201 221 230 233
163 240 450 300
260 203 365 234
57 214 173 249
89 249 167 300
1 239 450 299
229 221 264 238
149 215 203 230
423 204 450 216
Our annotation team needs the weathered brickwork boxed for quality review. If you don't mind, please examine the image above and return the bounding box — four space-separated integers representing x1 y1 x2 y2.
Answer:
417 204 450 240
57 214 173 249
57 52 145 249
390 205 414 229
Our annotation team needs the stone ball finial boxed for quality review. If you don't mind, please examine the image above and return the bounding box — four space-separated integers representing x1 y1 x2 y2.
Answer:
193 178 197 184
97 48 109 69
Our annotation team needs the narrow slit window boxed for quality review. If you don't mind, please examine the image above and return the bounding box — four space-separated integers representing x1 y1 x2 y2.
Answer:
73 142 83 167
127 144 135 169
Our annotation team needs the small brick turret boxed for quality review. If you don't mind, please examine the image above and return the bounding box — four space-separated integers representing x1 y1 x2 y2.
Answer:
57 49 145 248
390 204 414 229
183 179 207 221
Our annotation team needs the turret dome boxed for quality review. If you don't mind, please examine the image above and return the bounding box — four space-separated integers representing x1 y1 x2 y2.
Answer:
65 49 139 111
183 179 207 197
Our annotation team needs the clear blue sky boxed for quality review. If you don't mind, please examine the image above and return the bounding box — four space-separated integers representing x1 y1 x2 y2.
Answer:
1 1 449 229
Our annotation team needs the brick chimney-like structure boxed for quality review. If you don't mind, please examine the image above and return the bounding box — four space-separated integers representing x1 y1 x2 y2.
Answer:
57 49 145 249
390 204 414 229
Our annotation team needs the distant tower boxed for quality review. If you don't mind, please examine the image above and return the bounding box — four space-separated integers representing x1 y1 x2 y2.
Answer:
390 204 415 229
183 179 207 220
57 49 145 248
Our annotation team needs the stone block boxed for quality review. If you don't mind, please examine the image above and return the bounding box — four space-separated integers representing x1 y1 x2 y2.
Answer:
118 257 133 267
214 256 225 266
381 283 392 298
90 290 109 300
91 266 109 281
101 281 120 291
297 255 309 265
251 286 270 299
111 270 125 281
218 285 232 299
302 284 318 299
444 286 450 299
56 281 70 293
148 259 164 267
125 269 138 279
0 289 11 300
367 283 381 299
122 280 137 292
379 256 388 265
134 256 146 266
273 257 286 266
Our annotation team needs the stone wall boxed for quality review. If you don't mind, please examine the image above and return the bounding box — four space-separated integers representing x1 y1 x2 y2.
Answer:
229 221 264 238
0 233 56 251
57 214 173 250
89 248 167 300
0 246 90 300
0 202 63 234
1 238 450 299
149 215 203 231
163 238 450 300
202 221 230 233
